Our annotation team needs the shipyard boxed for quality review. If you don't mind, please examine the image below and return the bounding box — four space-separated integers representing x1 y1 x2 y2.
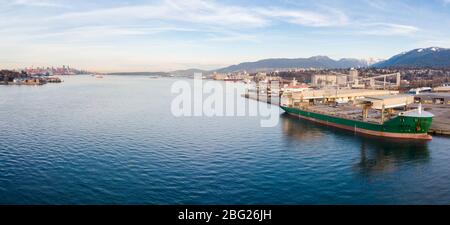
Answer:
236 67 450 138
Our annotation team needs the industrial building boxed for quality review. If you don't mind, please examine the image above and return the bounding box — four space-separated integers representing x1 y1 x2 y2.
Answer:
311 69 400 90
311 74 348 87
414 93 450 105
433 85 450 93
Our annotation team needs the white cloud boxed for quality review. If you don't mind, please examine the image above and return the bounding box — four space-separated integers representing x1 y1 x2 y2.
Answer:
53 0 268 28
52 0 347 28
0 0 350 44
35 25 198 40
359 23 419 36
363 0 388 10
1 0 447 71
11 0 65 7
256 8 348 27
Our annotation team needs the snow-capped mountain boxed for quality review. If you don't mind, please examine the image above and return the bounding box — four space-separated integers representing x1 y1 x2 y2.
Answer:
373 47 450 68
362 57 385 66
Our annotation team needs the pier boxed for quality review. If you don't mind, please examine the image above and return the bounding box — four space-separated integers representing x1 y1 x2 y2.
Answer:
242 93 280 105
413 93 450 136
243 85 450 137
421 104 450 135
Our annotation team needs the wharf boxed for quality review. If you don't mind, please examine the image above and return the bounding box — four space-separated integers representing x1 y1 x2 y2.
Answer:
243 90 450 137
242 93 279 105
417 104 450 136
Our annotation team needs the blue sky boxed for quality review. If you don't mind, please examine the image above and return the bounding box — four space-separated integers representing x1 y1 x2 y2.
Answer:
1 0 450 72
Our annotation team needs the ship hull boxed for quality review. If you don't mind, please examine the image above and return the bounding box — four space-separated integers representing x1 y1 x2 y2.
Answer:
281 106 433 140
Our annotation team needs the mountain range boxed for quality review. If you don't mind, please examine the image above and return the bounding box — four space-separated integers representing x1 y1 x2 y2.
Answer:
120 46 449 76
209 47 450 73
214 56 371 73
373 47 450 68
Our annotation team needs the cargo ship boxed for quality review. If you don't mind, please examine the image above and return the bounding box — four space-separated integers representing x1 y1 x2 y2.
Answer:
280 89 433 140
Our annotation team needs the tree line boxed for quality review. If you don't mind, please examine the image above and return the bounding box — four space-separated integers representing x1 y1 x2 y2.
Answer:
0 70 28 83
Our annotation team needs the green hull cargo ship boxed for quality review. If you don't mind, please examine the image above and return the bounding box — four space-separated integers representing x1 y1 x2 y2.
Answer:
280 89 433 140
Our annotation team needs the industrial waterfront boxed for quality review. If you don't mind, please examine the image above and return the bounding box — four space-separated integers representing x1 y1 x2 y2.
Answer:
1 75 450 204
239 68 450 137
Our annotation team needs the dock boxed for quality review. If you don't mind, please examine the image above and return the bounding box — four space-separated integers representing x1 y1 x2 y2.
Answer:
242 93 280 105
243 87 450 137
413 93 450 136
419 104 450 135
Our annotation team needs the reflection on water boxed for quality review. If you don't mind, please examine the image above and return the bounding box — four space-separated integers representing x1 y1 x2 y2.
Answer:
280 113 326 140
356 138 429 176
280 112 430 175
1 76 449 204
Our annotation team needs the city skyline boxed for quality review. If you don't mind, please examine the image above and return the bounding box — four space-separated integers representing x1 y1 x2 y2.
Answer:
1 0 450 72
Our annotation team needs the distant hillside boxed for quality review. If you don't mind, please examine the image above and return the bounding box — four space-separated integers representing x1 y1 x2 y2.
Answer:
107 69 211 77
215 56 368 73
373 47 450 68
170 68 209 76
107 47 450 75
1 70 28 83
106 72 169 76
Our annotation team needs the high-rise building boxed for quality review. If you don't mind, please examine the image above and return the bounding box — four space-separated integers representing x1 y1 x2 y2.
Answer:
349 68 358 82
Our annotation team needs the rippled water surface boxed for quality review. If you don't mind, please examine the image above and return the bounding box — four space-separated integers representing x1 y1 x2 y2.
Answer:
1 75 450 204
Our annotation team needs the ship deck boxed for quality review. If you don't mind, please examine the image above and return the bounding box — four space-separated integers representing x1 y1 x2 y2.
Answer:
301 104 393 124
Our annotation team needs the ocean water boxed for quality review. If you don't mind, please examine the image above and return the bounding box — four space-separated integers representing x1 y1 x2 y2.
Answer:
0 75 449 204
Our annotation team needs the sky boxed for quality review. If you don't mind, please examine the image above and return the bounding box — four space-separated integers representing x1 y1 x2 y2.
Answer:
0 0 450 72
